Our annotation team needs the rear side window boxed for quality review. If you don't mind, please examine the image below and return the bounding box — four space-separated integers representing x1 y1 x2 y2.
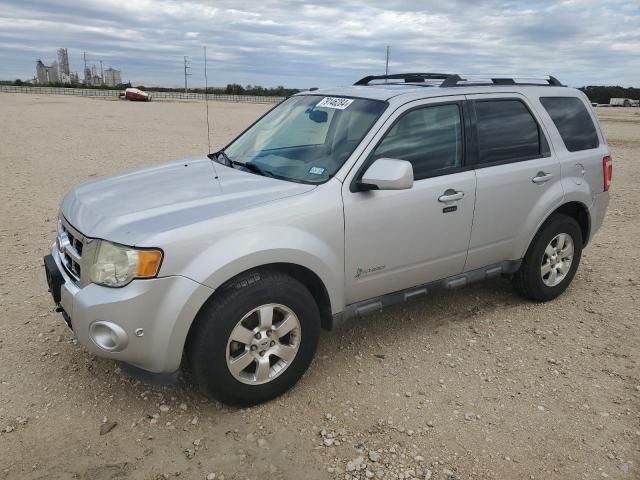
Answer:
540 97 599 152
474 100 544 164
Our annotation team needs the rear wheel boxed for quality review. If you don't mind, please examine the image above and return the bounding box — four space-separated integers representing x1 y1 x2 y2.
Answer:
513 214 583 302
187 270 320 405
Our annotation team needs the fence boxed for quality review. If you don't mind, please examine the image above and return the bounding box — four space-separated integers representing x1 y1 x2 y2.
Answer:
0 85 284 104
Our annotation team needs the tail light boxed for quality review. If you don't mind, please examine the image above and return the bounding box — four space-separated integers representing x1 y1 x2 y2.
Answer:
603 155 613 192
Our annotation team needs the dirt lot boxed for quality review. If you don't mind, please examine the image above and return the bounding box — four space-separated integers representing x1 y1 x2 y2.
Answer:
0 94 638 480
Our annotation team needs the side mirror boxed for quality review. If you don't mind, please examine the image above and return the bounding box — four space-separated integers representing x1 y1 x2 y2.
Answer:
359 158 414 191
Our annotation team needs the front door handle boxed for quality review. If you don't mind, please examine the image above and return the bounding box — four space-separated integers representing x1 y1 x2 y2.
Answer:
532 171 553 184
438 189 464 202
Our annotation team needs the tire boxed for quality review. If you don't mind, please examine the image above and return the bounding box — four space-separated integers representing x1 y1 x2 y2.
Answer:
187 269 321 406
513 214 583 302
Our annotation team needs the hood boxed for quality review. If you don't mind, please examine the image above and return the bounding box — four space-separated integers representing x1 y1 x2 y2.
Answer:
60 156 315 245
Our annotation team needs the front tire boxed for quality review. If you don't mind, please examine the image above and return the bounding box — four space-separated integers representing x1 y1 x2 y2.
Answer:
513 214 583 302
187 270 321 406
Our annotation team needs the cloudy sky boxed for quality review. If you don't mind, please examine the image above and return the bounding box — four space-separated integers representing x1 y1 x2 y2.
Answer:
1 0 638 88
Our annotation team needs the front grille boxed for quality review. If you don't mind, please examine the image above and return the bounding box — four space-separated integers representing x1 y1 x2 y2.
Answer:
57 218 85 283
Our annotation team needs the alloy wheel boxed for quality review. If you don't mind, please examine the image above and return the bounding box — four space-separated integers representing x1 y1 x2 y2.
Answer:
541 233 574 287
226 303 301 385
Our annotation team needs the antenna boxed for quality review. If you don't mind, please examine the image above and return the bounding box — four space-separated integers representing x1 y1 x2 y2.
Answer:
183 56 192 93
203 46 212 154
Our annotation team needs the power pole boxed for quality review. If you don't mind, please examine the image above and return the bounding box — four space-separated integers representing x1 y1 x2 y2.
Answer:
385 45 390 82
183 56 192 93
83 51 87 84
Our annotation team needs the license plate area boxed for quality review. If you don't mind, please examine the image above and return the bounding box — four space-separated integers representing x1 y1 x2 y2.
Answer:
44 254 65 304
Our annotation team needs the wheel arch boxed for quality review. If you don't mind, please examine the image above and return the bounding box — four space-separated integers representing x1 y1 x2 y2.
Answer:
524 201 591 257
184 262 334 363
551 201 591 246
256 263 333 330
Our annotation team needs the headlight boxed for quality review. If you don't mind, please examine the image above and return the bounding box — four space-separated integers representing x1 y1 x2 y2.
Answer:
89 241 163 287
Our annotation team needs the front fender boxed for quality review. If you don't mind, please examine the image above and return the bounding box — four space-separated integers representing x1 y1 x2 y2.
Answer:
181 226 345 314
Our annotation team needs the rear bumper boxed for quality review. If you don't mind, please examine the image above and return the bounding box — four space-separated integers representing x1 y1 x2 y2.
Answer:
47 245 213 373
588 191 609 242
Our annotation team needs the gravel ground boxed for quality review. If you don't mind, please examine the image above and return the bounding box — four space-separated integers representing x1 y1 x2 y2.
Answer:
0 94 638 480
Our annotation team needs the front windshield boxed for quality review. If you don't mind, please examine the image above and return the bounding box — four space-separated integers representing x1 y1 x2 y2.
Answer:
223 95 387 183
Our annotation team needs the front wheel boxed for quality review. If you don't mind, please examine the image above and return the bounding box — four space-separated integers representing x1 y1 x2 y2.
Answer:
513 214 583 302
187 270 321 406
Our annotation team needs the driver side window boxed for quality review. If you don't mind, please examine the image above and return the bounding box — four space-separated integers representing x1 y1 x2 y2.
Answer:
371 104 463 180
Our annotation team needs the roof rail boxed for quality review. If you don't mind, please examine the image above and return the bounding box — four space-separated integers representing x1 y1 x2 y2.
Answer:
354 73 461 86
354 73 564 88
444 75 565 87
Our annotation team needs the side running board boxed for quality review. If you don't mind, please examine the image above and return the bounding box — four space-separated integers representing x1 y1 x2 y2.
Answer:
330 260 521 329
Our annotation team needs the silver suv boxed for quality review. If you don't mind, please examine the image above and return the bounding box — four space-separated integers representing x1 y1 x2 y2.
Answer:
44 73 611 405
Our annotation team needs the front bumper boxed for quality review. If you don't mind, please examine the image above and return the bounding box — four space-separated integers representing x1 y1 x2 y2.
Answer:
46 245 213 373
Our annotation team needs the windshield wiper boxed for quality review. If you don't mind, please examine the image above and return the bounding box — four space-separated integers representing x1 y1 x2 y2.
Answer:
230 159 274 178
209 149 274 178
209 150 232 167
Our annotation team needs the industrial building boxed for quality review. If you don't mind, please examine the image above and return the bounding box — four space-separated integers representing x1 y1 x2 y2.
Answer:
104 67 122 87
35 48 121 86
84 63 102 86
35 48 78 84
57 48 70 80
35 60 58 84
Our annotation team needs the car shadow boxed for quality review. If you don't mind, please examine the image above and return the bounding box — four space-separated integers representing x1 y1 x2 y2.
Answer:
171 276 525 406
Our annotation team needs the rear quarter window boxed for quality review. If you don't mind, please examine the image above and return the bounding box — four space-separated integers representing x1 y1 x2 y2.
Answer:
540 97 599 152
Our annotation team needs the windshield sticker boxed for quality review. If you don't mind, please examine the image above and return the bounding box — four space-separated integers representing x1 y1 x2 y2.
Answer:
309 166 326 175
316 97 354 110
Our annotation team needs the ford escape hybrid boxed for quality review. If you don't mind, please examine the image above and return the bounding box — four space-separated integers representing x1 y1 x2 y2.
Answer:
44 73 611 405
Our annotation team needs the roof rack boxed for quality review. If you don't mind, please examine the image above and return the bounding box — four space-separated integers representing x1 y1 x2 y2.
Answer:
354 73 564 88
354 73 461 86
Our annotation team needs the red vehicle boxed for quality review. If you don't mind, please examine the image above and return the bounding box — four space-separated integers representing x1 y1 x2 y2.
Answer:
119 88 151 101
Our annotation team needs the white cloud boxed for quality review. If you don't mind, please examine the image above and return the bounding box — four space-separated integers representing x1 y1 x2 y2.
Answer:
0 0 638 87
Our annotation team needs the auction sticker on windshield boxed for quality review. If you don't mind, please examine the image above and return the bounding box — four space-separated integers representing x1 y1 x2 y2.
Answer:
316 97 354 110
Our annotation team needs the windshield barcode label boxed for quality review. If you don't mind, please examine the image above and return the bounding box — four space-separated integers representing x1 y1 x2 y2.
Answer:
316 97 354 110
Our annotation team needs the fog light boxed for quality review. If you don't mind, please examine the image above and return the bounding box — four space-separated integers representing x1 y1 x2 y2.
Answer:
89 321 128 352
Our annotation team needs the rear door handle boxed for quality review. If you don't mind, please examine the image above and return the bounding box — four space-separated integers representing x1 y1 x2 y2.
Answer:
438 189 464 202
532 172 553 184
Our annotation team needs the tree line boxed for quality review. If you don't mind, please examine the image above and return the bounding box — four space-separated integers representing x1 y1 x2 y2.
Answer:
3 79 639 103
0 79 299 97
140 83 299 97
579 86 640 105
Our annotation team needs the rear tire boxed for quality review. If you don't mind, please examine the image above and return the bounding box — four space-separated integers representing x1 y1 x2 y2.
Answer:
187 270 320 406
513 214 583 302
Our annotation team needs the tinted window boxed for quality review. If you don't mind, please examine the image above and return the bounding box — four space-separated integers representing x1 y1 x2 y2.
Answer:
371 104 463 179
475 100 542 164
540 97 599 152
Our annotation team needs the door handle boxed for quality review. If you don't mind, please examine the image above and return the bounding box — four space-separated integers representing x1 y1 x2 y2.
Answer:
438 189 464 202
532 172 553 184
